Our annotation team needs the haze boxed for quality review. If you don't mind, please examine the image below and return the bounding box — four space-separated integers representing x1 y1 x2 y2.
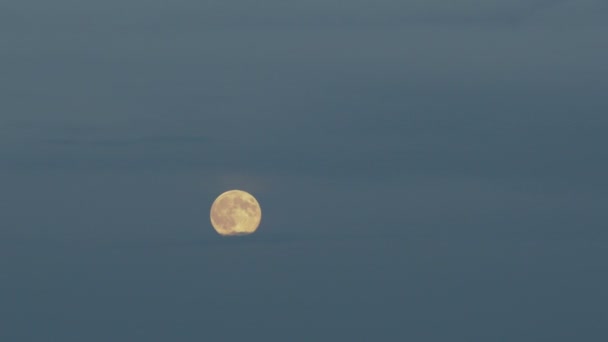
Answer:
1 0 607 340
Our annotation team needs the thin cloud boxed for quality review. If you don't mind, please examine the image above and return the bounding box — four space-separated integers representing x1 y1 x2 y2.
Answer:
42 135 211 147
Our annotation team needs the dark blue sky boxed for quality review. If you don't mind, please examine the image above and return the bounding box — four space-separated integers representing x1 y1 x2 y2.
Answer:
1 1 607 340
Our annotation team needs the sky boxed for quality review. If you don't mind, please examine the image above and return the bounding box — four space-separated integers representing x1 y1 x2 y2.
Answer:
1 0 607 340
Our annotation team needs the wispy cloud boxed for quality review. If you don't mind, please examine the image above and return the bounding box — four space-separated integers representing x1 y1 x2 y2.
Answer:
42 135 211 147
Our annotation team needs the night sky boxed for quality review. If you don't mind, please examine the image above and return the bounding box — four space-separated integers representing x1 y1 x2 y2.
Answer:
2 1 607 340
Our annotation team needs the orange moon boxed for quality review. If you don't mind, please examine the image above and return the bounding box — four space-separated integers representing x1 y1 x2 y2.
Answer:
210 190 262 236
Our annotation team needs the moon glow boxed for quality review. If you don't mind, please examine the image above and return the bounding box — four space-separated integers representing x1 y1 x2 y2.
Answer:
210 190 262 236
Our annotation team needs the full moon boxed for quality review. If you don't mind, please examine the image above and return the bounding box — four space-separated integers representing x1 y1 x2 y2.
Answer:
210 190 262 236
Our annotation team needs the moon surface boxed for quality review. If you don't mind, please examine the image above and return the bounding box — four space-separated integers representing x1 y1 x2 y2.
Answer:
210 190 262 236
